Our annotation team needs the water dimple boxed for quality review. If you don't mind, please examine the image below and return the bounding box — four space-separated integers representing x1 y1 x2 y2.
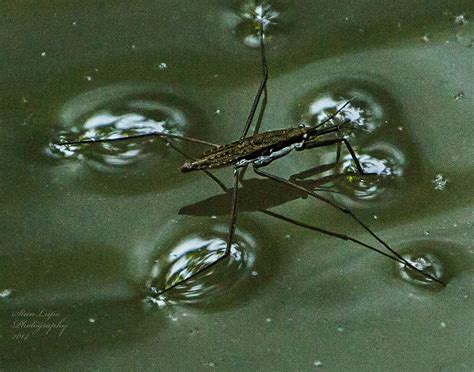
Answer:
146 222 259 306
337 151 403 200
46 87 190 173
324 143 405 204
397 252 444 288
232 1 283 48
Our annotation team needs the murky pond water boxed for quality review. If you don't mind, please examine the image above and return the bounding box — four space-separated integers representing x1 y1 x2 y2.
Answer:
1 1 473 370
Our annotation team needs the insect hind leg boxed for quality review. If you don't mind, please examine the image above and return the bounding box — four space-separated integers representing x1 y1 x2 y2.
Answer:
253 166 445 287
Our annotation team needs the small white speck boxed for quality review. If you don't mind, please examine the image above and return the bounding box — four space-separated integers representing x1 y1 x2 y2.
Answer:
441 322 446 328
265 318 272 323
337 327 344 332
454 91 465 100
397 126 403 131
88 318 96 323
285 234 291 239
131 44 136 49
454 14 468 25
424 230 430 236
211 215 217 219
251 270 258 276
22 97 28 103
344 17 349 21
421 34 430 43
313 360 322 367
85 76 92 81
215 109 221 115
0 288 13 298
41 52 46 57
373 215 378 220
207 362 215 368
72 21 77 26
159 62 168 70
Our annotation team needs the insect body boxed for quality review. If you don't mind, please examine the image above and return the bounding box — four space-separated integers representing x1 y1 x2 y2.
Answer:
180 124 345 172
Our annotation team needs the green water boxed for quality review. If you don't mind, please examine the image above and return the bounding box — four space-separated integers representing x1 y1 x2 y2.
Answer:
1 1 473 370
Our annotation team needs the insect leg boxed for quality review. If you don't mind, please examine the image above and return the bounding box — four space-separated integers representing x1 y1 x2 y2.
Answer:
240 27 269 139
154 167 240 296
262 210 412 266
299 137 365 174
252 166 445 286
335 141 342 165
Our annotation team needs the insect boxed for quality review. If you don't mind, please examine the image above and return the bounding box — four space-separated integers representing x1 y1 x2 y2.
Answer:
57 22 445 298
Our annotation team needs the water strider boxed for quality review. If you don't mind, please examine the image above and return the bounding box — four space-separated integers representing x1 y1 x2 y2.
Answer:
58 18 445 298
